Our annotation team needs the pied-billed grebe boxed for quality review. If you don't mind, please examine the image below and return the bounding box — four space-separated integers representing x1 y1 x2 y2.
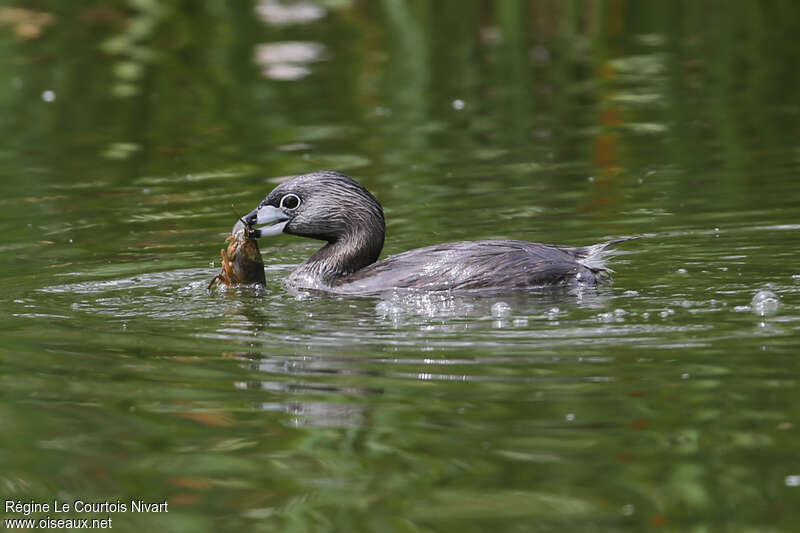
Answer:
233 171 636 293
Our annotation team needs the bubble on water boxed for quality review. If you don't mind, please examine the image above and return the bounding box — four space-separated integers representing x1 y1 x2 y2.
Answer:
491 301 511 318
641 312 650 320
792 274 800 282
42 90 56 102
621 504 635 516
451 99 465 110
597 312 614 323
785 475 800 487
681 373 690 379
623 290 639 297
565 413 575 422
751 290 779 316
659 308 675 318
598 309 627 323
676 268 688 274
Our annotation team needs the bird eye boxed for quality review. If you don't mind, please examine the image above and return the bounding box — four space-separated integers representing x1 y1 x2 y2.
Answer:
280 193 301 210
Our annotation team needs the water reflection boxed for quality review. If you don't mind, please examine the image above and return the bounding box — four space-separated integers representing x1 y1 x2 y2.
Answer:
0 7 55 39
254 42 326 81
232 351 378 428
101 0 162 98
3 1 800 531
255 0 327 26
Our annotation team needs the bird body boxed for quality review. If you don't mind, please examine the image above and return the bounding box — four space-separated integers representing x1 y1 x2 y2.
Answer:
290 240 616 293
233 171 635 294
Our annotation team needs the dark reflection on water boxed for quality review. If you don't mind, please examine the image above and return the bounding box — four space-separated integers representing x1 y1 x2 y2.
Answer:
2 1 800 532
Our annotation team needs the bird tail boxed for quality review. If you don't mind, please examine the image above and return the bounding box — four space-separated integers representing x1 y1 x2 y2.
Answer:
575 234 647 272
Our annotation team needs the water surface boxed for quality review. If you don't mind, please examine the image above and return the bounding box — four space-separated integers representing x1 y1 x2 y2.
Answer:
2 1 800 531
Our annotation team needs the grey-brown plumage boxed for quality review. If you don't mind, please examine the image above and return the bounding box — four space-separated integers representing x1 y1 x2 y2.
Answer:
236 171 636 294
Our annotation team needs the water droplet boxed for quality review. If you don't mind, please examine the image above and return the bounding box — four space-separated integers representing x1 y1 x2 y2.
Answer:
491 301 511 318
42 90 56 102
451 99 465 110
751 290 779 316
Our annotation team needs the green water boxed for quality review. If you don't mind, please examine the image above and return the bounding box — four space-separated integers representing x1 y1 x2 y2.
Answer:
2 1 800 531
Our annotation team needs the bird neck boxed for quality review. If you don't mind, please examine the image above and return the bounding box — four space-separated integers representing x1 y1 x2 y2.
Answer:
297 227 384 283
